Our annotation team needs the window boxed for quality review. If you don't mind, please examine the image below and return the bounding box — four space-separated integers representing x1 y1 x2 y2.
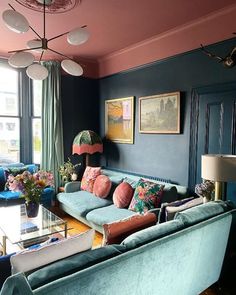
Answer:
0 66 20 164
32 80 42 164
0 61 43 165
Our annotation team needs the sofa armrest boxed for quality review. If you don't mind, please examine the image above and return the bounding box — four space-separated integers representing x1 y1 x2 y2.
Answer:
64 181 81 193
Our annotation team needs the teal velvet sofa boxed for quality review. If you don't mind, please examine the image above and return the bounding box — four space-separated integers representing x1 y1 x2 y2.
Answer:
1 201 235 295
57 168 189 233
0 163 54 208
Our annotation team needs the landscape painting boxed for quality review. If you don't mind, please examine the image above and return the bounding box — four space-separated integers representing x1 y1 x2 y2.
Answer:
105 97 134 144
139 92 180 134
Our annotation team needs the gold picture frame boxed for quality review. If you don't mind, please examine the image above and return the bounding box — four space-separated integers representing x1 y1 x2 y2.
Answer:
139 92 180 134
105 97 134 144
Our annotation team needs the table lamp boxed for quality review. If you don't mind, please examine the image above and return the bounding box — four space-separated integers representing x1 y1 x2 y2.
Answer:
201 154 236 200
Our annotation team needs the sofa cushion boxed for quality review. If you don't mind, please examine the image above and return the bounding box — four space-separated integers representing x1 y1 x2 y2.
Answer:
27 245 125 290
11 230 95 274
57 191 113 217
121 219 184 250
174 201 229 226
113 182 134 208
93 175 112 198
86 204 136 226
161 185 178 203
165 197 203 221
81 166 101 193
158 196 195 223
0 253 16 289
129 179 164 213
103 212 157 245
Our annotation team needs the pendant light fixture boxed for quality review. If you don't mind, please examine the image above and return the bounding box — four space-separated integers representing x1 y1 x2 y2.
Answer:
2 0 89 80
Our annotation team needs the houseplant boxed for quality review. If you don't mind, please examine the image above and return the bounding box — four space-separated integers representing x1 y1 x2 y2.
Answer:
58 158 81 184
7 170 54 217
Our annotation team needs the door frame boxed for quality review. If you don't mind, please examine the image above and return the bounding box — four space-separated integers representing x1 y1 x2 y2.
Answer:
188 81 236 189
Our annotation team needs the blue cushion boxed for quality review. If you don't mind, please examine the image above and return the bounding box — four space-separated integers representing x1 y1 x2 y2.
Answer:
121 219 184 250
57 191 113 217
0 190 20 200
86 205 136 226
27 245 125 289
0 253 16 289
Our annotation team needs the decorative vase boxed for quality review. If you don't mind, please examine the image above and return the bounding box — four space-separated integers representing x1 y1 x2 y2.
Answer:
26 201 40 218
71 173 78 181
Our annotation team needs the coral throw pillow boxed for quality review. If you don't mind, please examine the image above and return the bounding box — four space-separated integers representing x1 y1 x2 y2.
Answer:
81 166 101 193
93 175 112 198
103 212 157 245
129 179 164 214
113 182 134 208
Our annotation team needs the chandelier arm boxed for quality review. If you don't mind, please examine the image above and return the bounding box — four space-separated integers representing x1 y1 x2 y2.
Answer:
43 0 46 38
9 3 42 39
48 47 74 61
39 50 44 63
8 46 42 54
48 25 87 42
47 31 70 42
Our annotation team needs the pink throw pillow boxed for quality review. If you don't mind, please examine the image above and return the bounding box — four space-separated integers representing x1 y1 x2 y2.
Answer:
103 212 157 245
81 166 101 193
93 175 112 198
113 182 134 208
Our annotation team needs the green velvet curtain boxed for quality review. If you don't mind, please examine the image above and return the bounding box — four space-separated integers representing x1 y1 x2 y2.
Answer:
40 61 64 192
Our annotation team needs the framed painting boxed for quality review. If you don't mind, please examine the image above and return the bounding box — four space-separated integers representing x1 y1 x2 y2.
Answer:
139 92 180 134
105 97 134 144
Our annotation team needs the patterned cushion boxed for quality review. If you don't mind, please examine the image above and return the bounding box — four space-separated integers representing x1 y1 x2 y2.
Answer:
81 166 101 193
102 212 157 245
165 197 203 221
128 179 164 214
93 175 112 198
113 182 134 208
158 197 195 223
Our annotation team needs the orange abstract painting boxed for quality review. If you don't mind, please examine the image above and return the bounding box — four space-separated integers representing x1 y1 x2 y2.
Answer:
105 97 134 144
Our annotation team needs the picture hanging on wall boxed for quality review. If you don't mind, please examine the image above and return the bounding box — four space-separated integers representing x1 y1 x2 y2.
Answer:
139 92 180 134
105 97 134 144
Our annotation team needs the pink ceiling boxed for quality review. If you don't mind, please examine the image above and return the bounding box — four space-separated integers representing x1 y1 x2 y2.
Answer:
0 0 235 78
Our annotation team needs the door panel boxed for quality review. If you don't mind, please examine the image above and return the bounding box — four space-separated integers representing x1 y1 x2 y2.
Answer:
189 82 236 203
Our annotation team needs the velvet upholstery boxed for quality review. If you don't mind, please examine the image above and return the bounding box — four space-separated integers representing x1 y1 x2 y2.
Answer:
122 219 184 250
57 190 113 217
27 245 125 290
1 208 234 295
86 205 136 226
57 168 188 232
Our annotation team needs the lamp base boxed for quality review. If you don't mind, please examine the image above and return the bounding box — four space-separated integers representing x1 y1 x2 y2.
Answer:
214 181 226 201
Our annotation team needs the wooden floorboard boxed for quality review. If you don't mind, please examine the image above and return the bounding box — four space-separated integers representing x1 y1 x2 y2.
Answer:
51 207 103 248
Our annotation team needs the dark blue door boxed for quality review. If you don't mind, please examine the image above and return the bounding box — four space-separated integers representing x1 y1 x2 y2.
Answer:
189 82 236 203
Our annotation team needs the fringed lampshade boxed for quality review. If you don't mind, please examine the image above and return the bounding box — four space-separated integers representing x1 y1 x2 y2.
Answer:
72 130 103 166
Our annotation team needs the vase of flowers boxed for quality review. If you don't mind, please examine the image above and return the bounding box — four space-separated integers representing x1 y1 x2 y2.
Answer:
195 180 215 203
7 170 54 217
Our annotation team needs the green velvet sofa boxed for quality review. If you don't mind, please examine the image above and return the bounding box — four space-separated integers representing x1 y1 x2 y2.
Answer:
57 168 189 233
1 201 235 295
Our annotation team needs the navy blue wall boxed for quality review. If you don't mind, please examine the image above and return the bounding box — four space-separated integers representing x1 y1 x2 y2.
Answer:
99 38 236 186
61 76 99 168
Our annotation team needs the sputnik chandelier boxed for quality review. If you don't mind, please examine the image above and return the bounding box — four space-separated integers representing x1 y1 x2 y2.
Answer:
2 0 89 80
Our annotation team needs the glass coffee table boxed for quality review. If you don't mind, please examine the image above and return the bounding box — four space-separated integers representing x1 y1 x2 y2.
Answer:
0 204 68 255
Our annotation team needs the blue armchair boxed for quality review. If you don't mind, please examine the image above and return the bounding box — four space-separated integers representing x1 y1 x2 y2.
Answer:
0 163 54 208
